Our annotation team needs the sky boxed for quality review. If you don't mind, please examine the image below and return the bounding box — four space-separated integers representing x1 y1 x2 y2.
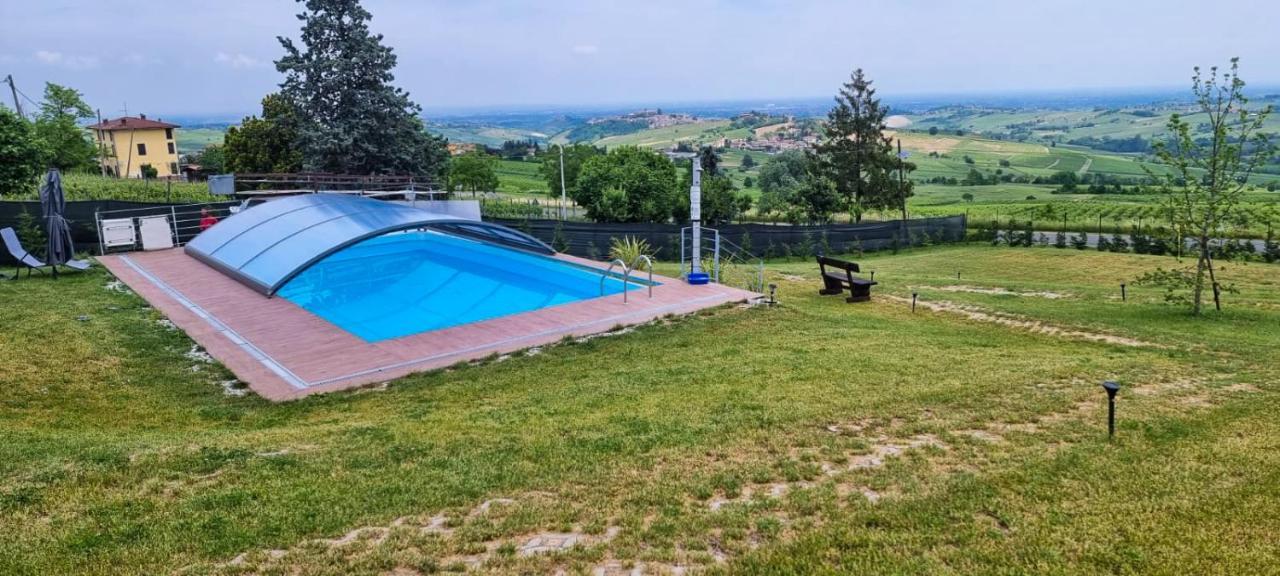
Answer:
2 0 1278 117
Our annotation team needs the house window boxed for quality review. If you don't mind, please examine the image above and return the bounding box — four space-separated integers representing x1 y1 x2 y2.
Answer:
165 128 173 140
169 162 179 175
137 143 147 156
167 142 175 154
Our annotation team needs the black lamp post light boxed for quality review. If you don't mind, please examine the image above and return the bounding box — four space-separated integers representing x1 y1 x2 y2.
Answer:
767 283 778 306
911 291 918 313
1102 380 1120 439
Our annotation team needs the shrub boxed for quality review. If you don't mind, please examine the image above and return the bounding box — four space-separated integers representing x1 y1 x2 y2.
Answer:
551 221 569 252
738 230 753 255
15 209 45 257
608 236 652 267
1054 231 1068 249
1071 232 1089 250
1109 233 1129 253
1265 228 1280 263
480 200 543 219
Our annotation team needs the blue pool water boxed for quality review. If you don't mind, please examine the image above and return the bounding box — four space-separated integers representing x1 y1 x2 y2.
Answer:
276 231 646 342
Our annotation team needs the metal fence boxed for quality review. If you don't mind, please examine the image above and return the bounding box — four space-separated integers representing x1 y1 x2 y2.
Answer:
0 199 238 257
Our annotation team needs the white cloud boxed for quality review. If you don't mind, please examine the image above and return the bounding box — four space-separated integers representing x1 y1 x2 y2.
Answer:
571 44 599 55
34 50 100 69
214 52 266 69
121 52 163 67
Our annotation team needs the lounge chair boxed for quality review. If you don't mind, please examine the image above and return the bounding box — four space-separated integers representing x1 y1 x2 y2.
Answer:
1 227 90 278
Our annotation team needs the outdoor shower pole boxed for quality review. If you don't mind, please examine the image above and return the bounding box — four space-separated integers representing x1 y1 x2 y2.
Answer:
690 161 703 276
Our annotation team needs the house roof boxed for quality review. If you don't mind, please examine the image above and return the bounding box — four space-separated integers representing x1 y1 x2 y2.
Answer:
87 115 180 131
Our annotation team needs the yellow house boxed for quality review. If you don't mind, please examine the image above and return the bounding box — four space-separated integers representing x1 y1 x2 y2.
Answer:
88 115 181 178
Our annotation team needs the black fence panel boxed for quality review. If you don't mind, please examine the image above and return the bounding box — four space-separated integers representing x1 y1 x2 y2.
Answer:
492 216 967 260
1 199 965 264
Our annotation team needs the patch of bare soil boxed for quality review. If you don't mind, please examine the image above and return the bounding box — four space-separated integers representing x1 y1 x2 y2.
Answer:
933 285 1070 299
219 494 622 574
889 296 1157 348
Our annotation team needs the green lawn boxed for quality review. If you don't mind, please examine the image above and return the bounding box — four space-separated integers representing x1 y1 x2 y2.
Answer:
3 246 1278 574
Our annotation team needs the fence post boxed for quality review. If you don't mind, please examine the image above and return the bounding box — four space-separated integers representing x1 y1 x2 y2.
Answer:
95 209 106 256
170 206 179 245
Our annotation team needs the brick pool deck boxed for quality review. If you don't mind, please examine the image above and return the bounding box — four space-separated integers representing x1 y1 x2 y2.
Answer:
100 249 757 401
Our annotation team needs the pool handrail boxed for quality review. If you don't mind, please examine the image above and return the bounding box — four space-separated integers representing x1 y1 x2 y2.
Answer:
629 255 654 299
601 258 631 303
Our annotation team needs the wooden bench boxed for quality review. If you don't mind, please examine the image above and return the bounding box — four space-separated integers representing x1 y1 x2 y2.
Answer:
817 256 877 303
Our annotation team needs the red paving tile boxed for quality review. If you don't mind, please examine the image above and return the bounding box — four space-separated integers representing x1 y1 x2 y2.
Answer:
99 248 756 401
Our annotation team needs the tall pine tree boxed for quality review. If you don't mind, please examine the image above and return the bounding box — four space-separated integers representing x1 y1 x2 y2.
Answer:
276 0 446 178
813 69 897 221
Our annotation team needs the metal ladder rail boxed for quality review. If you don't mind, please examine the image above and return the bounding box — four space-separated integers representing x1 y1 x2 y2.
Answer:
600 258 632 303
629 255 654 299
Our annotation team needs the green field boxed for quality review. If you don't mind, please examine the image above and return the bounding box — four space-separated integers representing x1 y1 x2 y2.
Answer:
4 246 1279 574
906 184 1280 238
493 159 548 195
175 128 226 155
905 98 1280 143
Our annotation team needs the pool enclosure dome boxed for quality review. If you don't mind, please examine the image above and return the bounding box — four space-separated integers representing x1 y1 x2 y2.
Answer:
185 194 553 296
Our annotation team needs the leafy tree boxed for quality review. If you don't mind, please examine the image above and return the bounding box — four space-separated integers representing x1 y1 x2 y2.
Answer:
756 150 809 219
276 0 446 177
448 151 498 195
573 147 679 223
792 162 842 223
1048 170 1079 192
1144 59 1276 314
33 83 97 171
698 146 721 176
742 176 754 188
189 144 226 173
224 94 303 173
961 192 974 202
139 164 158 179
740 153 756 169
0 107 43 196
928 126 939 136
813 68 897 220
540 143 603 200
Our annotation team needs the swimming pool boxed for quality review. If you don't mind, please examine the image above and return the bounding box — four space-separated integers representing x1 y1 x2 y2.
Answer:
276 231 648 342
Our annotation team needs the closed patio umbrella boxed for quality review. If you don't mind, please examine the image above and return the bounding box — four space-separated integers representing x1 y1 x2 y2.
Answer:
40 168 75 279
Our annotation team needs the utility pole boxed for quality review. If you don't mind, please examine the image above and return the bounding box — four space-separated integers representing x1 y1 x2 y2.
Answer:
5 75 22 118
96 109 107 177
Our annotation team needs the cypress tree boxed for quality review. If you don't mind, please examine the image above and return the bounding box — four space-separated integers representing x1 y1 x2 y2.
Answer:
813 69 899 221
277 0 447 178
